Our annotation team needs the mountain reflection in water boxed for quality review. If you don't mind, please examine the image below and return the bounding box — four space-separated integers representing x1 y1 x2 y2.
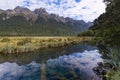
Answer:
0 44 103 80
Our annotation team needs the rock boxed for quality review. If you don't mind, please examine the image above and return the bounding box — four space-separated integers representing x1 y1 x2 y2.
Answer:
97 62 104 67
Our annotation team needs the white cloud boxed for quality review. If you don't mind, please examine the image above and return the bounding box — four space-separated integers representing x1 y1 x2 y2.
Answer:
0 0 106 22
0 0 24 9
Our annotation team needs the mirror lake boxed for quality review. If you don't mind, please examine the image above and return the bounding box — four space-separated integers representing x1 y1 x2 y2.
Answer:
0 44 103 80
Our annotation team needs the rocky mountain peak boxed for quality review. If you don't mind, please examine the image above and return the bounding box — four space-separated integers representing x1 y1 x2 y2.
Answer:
34 8 49 15
34 8 50 21
50 13 66 22
13 6 37 22
14 6 31 14
65 17 74 22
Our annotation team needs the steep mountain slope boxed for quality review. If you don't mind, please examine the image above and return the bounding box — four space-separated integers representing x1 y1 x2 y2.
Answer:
89 0 120 45
78 0 120 45
0 6 92 36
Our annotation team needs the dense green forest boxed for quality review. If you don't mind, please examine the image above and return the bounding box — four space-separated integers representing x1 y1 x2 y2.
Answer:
78 0 120 45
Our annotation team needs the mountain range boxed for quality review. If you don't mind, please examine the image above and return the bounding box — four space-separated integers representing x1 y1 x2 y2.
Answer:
0 6 92 36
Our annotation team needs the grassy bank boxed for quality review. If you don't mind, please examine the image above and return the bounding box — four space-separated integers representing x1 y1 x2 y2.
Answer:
0 37 93 54
106 47 120 80
96 46 120 80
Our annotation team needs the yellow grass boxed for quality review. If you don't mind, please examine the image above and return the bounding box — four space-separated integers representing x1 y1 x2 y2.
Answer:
0 37 93 53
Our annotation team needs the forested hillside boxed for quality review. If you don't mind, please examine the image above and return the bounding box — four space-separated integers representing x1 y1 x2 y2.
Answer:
0 7 92 36
78 0 120 45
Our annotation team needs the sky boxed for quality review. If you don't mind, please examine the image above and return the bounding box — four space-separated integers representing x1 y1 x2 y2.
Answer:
0 0 106 22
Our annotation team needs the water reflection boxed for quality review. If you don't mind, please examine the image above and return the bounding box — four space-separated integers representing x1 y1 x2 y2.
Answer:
0 44 103 80
0 62 40 80
46 50 102 80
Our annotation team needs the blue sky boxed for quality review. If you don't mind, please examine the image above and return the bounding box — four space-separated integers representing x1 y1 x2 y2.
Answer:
0 0 106 22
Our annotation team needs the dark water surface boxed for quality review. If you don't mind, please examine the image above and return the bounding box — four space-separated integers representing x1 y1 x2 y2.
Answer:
0 44 103 80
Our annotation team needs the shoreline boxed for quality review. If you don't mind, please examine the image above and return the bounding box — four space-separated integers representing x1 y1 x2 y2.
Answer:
0 37 93 54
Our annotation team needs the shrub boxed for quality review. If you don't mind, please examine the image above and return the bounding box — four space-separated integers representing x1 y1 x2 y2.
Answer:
77 30 94 37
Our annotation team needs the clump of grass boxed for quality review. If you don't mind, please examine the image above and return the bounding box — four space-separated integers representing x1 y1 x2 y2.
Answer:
17 38 32 46
105 47 120 69
0 44 16 53
100 46 120 80
111 69 120 80
0 38 11 42
108 47 120 80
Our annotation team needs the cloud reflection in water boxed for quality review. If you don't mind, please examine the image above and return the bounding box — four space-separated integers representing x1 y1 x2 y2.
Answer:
0 50 102 80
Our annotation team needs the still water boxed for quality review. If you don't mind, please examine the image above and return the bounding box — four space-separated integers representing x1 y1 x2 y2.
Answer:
0 44 103 80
